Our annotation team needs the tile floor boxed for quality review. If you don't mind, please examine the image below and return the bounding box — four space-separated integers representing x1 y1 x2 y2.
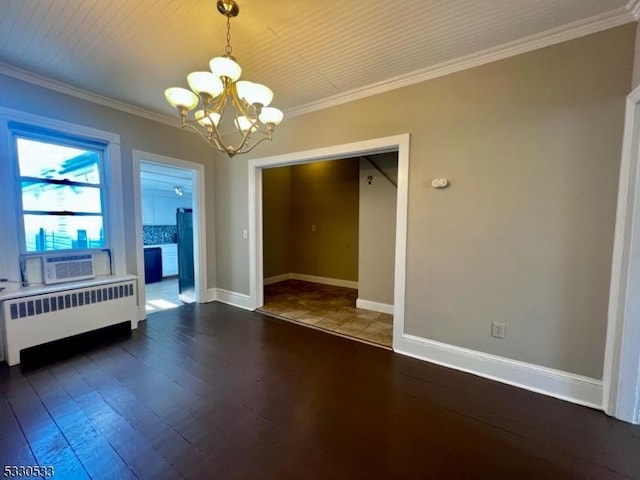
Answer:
259 279 393 348
144 277 182 313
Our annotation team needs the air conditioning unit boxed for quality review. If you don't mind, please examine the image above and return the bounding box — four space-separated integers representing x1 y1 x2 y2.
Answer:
42 253 95 284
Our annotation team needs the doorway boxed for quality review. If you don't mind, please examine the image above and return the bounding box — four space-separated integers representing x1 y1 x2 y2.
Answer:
258 154 397 347
248 134 410 351
140 161 194 312
132 150 208 321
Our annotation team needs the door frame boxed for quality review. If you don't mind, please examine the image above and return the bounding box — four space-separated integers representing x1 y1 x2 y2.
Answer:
132 150 208 320
247 134 410 349
603 84 640 424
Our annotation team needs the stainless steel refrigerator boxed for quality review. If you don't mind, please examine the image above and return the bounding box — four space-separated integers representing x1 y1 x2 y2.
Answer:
176 208 195 303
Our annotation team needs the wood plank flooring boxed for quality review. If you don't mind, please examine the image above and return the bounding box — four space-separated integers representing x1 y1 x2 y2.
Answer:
1 301 639 479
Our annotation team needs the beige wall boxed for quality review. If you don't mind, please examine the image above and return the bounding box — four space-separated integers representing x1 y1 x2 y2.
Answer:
262 159 360 282
215 25 635 378
290 159 359 281
0 73 218 288
358 154 397 305
262 166 292 278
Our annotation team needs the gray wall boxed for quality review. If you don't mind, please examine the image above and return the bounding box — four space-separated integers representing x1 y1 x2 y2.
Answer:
0 73 219 288
358 154 397 306
214 25 635 378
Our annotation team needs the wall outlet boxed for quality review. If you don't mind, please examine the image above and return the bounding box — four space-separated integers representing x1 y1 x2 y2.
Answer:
491 321 506 339
311 224 316 232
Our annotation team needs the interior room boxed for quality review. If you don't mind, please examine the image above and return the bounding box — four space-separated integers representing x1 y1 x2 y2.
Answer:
260 153 397 347
0 1 639 478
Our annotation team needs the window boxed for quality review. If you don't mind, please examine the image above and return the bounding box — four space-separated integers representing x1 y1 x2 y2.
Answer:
11 124 108 253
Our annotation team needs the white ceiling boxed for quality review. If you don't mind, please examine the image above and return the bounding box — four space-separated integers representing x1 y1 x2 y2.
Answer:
140 161 193 195
0 0 636 123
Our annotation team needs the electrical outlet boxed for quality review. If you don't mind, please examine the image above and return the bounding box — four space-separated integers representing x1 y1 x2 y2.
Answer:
311 224 316 232
491 321 506 339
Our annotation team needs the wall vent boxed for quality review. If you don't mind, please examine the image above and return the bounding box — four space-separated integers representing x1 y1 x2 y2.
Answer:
7 283 135 321
42 254 95 284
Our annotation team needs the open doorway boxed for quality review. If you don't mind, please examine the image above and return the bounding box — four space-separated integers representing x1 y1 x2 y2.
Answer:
258 154 397 347
248 134 409 351
140 161 194 312
132 150 208 321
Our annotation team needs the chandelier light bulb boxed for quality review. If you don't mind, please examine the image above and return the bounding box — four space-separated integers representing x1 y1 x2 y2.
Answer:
187 72 223 97
195 110 221 127
235 116 257 133
210 56 242 82
259 107 284 126
164 87 199 110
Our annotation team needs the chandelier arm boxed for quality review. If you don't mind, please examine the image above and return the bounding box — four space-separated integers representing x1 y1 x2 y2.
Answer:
235 134 274 156
230 127 255 155
229 83 252 118
182 121 227 154
208 124 235 154
207 90 228 113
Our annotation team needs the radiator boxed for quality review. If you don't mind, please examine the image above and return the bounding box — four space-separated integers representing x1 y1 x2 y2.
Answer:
1 279 137 366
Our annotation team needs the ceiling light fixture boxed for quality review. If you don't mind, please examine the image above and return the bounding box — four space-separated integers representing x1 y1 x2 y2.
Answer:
173 185 184 196
164 0 284 158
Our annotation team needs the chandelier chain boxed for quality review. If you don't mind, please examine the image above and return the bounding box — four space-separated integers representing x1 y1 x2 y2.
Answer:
225 16 233 56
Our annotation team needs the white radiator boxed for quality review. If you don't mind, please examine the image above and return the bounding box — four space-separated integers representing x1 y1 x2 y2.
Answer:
1 279 137 366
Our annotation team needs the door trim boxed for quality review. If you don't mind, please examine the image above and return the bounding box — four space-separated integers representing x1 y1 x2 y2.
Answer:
603 84 640 424
247 134 410 350
132 150 207 320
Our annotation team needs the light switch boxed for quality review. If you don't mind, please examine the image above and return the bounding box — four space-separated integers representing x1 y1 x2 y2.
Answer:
242 229 248 239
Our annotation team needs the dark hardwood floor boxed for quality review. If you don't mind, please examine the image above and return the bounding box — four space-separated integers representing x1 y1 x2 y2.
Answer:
1 302 639 479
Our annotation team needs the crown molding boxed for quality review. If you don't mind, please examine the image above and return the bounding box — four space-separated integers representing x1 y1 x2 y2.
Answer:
0 62 179 128
0 4 635 127
287 6 637 119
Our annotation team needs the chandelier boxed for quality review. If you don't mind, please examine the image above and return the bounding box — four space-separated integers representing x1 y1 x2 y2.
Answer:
164 0 283 157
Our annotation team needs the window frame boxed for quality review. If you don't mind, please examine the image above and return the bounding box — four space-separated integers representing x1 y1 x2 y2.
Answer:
0 107 126 285
10 123 111 255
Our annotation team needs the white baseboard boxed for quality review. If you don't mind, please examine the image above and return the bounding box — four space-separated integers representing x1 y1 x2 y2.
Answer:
205 288 218 303
290 273 358 289
394 333 603 409
262 272 358 289
213 288 255 311
263 273 293 285
136 307 147 322
356 298 394 314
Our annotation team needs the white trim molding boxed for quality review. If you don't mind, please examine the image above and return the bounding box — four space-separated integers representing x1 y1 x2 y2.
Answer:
290 273 357 290
264 272 358 289
263 273 293 285
396 334 603 409
628 0 640 20
132 151 208 321
356 299 394 315
2 7 635 135
0 62 178 128
213 288 255 311
603 85 640 425
248 135 410 332
287 7 636 119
